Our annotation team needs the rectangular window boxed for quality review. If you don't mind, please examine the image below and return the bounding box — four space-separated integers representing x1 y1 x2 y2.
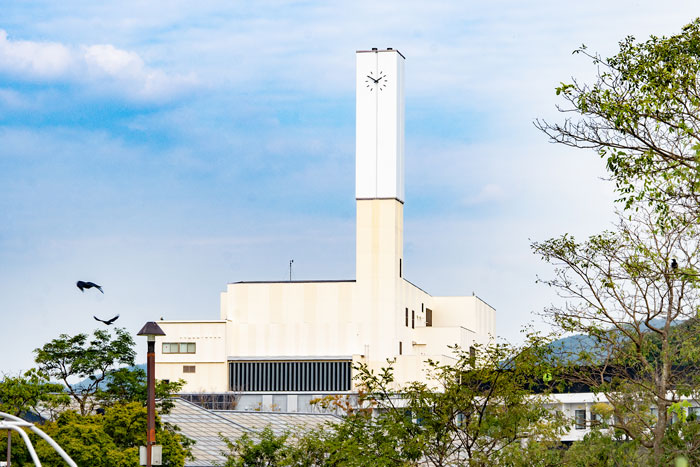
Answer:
183 365 196 373
399 259 402 277
575 409 587 430
229 360 351 392
412 310 415 329
405 308 408 327
426 308 433 327
399 341 402 355
163 342 196 354
469 346 476 364
689 407 700 420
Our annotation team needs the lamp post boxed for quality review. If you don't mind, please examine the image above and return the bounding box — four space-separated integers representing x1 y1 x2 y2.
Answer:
137 322 166 467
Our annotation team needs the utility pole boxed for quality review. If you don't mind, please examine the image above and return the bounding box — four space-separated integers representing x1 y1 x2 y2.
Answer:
289 259 294 281
137 322 166 467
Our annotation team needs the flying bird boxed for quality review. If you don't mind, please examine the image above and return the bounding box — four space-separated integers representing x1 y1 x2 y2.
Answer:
671 259 679 270
77 281 104 293
94 315 119 325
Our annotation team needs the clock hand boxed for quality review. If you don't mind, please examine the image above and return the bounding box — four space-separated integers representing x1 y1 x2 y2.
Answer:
366 75 378 83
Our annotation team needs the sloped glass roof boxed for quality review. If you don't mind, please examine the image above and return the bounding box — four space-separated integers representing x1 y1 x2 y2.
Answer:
213 410 341 436
163 398 251 466
163 398 341 467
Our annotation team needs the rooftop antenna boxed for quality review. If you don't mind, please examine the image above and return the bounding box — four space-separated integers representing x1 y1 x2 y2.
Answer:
289 259 294 281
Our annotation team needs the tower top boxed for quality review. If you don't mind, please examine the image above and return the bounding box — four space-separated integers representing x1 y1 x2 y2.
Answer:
355 48 405 202
356 48 406 59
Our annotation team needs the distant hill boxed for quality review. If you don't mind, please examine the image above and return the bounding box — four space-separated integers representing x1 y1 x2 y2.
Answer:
71 363 146 390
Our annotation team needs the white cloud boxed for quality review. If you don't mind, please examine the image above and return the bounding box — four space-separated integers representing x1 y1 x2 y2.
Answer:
0 30 197 101
463 183 506 206
0 30 73 78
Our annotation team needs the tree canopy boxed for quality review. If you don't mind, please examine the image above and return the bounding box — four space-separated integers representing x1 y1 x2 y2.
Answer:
34 327 136 416
536 18 700 215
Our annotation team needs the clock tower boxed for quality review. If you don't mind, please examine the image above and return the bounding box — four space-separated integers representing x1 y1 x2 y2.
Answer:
355 48 406 360
355 48 405 201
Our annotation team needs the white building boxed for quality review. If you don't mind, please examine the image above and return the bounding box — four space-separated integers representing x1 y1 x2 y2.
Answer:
155 49 495 401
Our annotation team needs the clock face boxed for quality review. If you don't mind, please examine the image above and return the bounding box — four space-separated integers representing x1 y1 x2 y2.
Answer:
364 70 387 91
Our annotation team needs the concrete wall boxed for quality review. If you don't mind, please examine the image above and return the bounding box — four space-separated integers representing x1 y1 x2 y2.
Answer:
220 281 357 357
155 320 228 392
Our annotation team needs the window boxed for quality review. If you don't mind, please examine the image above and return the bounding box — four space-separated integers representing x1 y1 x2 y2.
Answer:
412 310 415 329
183 365 196 373
575 409 587 430
399 259 402 277
163 342 196 354
229 360 351 392
689 407 700 421
469 346 476 365
399 341 403 355
426 308 433 327
405 308 409 327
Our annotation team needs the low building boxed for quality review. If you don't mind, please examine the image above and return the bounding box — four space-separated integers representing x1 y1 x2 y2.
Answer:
155 48 495 399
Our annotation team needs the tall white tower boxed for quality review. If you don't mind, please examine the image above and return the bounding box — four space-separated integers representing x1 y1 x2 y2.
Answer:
355 48 406 361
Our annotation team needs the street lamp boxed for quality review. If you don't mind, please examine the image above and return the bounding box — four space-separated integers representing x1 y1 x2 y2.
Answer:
137 321 166 467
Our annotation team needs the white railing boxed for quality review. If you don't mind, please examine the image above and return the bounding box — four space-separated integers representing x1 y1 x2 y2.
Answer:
0 411 77 467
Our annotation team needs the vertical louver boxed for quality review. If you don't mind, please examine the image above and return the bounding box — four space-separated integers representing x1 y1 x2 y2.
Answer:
229 360 352 392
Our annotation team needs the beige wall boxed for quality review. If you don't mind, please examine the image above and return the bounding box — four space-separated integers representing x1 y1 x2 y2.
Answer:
156 199 496 391
431 296 495 346
157 362 229 393
154 321 228 392
220 281 357 357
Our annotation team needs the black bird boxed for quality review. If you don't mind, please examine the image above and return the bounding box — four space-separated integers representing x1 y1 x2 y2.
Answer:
94 314 119 325
77 281 104 293
671 259 679 270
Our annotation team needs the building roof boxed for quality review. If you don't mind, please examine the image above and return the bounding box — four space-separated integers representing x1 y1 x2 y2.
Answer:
163 398 251 466
214 410 341 436
162 398 341 467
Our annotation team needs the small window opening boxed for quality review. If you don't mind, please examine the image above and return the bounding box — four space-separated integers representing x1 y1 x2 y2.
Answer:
412 310 415 329
426 308 433 327
399 341 402 355
183 365 196 374
405 308 409 327
399 258 402 277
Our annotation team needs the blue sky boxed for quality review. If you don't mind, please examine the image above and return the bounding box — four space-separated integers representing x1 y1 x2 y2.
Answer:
0 1 696 372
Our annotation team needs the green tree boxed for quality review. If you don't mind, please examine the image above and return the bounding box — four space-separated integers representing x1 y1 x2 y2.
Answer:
536 18 700 214
562 430 646 466
220 427 289 467
342 336 567 466
96 366 185 414
34 328 136 415
0 368 68 418
533 207 700 463
3 402 193 467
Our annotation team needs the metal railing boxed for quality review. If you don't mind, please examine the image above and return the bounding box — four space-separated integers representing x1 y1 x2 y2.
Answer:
0 411 77 467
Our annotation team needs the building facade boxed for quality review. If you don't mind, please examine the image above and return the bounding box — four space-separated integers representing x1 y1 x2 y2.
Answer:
155 49 495 395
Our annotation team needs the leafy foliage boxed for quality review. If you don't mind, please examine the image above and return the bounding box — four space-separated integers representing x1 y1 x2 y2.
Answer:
96 366 185 414
34 327 136 415
536 18 700 216
1 402 193 467
347 338 568 466
0 368 68 418
533 205 700 463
